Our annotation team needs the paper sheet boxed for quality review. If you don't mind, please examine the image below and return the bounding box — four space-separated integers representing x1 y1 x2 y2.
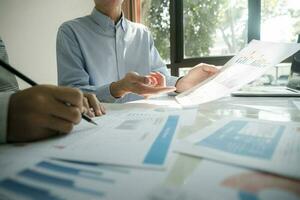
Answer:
0 155 170 200
0 157 126 200
176 40 300 106
175 118 300 179
105 101 198 126
181 160 300 200
3 108 184 169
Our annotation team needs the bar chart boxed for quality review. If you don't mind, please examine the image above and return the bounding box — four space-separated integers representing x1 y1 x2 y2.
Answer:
0 159 130 199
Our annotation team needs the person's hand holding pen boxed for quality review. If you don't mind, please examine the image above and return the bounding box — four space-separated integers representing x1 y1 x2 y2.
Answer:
83 93 106 118
6 85 103 143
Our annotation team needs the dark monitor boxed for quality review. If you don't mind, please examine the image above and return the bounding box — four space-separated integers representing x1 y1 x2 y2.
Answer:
287 34 300 90
291 34 300 73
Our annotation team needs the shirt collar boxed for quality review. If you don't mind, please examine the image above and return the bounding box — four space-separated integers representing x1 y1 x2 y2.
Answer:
91 8 127 32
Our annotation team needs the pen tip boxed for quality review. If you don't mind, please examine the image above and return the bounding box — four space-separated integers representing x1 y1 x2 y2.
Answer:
82 113 98 126
91 120 98 126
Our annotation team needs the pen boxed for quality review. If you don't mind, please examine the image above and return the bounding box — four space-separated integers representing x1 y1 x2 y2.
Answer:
0 59 98 126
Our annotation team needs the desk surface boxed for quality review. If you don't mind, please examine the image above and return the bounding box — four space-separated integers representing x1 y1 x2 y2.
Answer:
1 96 300 200
105 96 300 200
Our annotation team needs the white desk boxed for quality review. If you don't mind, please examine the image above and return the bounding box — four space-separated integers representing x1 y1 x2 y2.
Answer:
0 96 300 200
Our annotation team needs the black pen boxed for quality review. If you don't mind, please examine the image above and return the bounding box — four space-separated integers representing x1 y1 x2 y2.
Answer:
0 59 98 126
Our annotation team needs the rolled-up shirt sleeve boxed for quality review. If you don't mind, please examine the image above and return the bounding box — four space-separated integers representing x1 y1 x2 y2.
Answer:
57 25 118 103
0 92 13 144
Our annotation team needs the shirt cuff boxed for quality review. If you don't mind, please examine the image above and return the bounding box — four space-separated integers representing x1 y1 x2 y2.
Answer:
167 75 180 87
95 84 119 103
0 92 13 144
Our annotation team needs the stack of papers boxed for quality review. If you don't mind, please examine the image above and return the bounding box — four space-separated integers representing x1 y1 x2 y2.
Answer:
175 118 300 179
0 105 197 199
5 108 188 169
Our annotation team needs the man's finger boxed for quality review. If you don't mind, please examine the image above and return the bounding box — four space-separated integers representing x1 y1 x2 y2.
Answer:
35 128 60 142
48 100 82 124
128 72 150 85
51 86 83 108
203 66 219 74
17 127 58 143
45 116 75 134
150 72 166 86
99 103 106 115
146 75 158 86
83 97 89 109
86 94 102 116
83 97 94 117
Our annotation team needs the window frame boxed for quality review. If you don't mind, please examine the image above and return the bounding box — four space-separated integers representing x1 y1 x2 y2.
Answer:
168 0 292 76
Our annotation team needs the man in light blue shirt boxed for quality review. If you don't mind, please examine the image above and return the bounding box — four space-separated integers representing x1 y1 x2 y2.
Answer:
57 0 217 103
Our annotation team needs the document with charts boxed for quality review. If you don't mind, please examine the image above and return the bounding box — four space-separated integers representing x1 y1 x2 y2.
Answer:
12 109 182 169
175 118 300 179
0 156 132 200
176 40 300 106
0 153 167 200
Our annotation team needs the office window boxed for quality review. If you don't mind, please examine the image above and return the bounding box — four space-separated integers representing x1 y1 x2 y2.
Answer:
261 0 300 43
139 0 299 76
183 0 248 58
141 0 171 63
258 0 300 86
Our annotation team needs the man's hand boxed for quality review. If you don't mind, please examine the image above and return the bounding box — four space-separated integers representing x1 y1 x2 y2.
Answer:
7 85 84 143
110 72 176 98
83 93 106 117
176 63 219 93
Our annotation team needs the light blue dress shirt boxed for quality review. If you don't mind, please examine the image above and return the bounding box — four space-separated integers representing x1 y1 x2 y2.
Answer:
57 8 178 103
